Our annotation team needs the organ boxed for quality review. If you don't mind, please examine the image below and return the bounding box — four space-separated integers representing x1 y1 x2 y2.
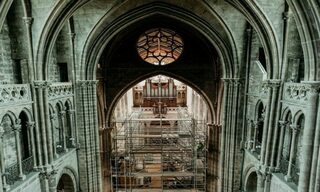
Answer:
133 76 187 108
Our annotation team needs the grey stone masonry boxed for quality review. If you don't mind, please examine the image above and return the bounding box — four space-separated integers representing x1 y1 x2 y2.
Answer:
76 80 102 192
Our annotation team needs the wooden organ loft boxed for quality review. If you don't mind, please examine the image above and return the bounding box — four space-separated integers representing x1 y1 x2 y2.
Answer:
133 78 187 110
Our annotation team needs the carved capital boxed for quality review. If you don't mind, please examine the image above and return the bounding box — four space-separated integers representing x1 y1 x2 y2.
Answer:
278 120 288 127
282 11 291 20
12 123 21 132
290 124 300 133
33 81 52 89
67 109 75 114
76 80 90 88
221 78 231 84
68 32 76 39
50 113 57 120
265 79 281 88
59 111 66 117
22 17 33 25
26 121 35 130
39 170 57 180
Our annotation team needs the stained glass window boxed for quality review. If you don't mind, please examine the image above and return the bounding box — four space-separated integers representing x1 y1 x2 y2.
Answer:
137 28 183 65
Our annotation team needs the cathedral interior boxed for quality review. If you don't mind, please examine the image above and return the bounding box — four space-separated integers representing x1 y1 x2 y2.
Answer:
0 0 320 192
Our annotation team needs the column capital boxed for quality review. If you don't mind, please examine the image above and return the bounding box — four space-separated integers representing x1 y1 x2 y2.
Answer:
68 32 76 39
67 109 76 114
282 11 292 20
76 80 98 88
290 124 300 133
26 121 35 130
59 111 66 117
221 78 231 84
253 120 260 128
278 120 288 127
33 81 52 89
39 170 57 180
50 113 57 120
12 124 22 132
265 79 281 88
22 17 33 25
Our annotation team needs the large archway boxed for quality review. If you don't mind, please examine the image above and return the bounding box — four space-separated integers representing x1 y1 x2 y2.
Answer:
95 12 224 191
57 173 76 192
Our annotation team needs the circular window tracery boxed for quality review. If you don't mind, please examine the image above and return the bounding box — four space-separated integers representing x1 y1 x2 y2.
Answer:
137 28 183 65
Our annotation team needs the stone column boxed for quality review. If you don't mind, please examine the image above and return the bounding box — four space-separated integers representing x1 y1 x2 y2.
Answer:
67 109 76 147
34 81 51 167
314 145 320 192
264 80 280 166
76 80 102 192
251 121 259 152
275 120 288 170
49 113 58 158
298 82 320 192
218 78 230 192
22 17 35 81
260 82 272 164
263 174 271 192
285 125 299 181
59 110 67 152
39 170 57 192
0 125 9 191
12 120 25 180
26 122 36 168
246 120 253 150
256 170 266 192
309 93 320 191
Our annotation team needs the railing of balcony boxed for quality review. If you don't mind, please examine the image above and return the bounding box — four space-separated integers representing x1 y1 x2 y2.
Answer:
0 84 31 107
48 82 73 100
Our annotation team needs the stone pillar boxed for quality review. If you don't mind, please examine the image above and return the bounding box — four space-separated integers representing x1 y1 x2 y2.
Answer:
251 121 259 152
264 80 280 166
263 174 271 192
49 113 58 158
309 92 320 191
22 17 35 81
256 170 265 192
34 81 51 167
0 125 9 191
275 120 288 170
12 120 25 180
298 82 320 192
76 80 102 192
67 109 76 147
218 78 230 192
26 122 37 168
260 83 272 164
285 125 299 181
246 120 253 150
59 110 67 152
39 171 57 192
314 145 320 192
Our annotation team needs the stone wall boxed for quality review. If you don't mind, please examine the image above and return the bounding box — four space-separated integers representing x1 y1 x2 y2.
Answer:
0 21 15 83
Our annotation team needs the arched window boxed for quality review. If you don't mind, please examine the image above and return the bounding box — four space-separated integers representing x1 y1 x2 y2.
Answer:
19 112 30 160
256 102 264 146
281 111 292 171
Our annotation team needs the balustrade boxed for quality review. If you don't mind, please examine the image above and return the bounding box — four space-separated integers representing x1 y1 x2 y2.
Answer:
0 84 31 107
48 82 73 100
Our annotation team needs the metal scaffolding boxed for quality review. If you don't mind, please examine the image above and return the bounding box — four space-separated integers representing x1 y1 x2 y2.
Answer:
111 108 207 192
